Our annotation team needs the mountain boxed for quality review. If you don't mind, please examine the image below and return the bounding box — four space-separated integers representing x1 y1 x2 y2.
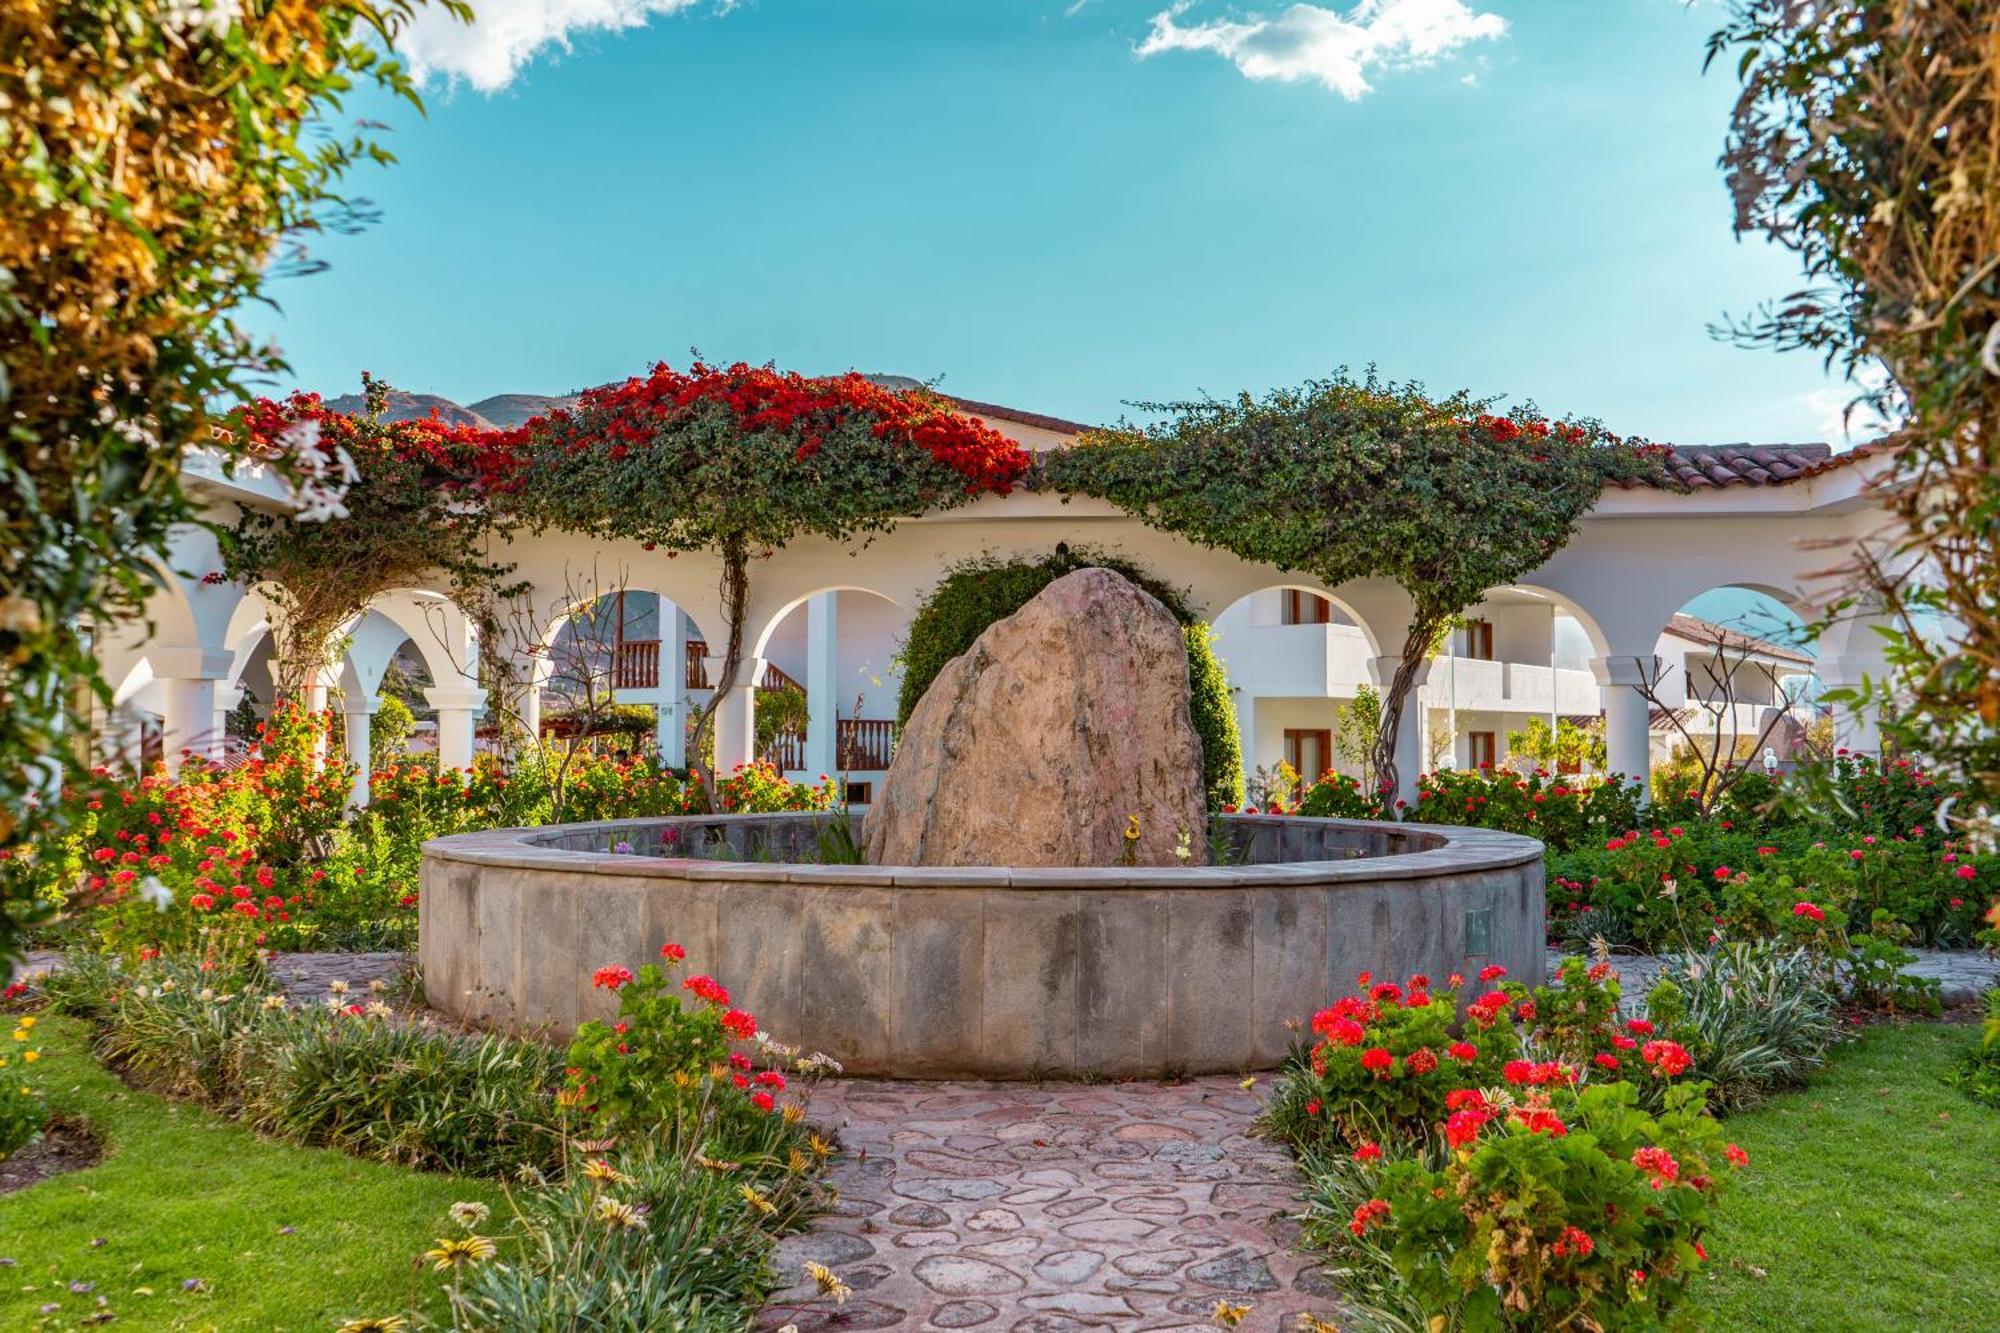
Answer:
315 389 578 431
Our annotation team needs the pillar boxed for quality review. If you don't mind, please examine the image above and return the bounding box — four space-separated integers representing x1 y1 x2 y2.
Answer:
707 654 760 774
1592 654 1656 804
424 686 488 773
152 646 234 774
343 693 379 807
1367 655 1431 811
803 592 839 778
656 603 689 768
303 679 330 769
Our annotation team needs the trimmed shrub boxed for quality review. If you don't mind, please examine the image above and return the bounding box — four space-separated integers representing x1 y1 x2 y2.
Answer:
896 548 1244 808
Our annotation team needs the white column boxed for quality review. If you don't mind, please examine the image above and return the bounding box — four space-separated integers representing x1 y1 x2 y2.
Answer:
153 646 234 774
343 693 379 807
303 679 330 769
1367 655 1431 811
1592 654 1656 804
425 686 488 773
657 604 689 768
803 592 839 778
1817 653 1887 757
707 655 760 774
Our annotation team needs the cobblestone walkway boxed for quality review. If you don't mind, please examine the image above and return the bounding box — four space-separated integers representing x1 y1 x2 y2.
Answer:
1548 947 2000 1008
759 1079 1341 1333
15 949 410 1005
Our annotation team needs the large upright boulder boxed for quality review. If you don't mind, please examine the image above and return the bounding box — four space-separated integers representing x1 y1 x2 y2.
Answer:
865 568 1208 867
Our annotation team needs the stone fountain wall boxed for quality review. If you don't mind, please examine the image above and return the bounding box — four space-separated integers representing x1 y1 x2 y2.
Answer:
419 813 1545 1078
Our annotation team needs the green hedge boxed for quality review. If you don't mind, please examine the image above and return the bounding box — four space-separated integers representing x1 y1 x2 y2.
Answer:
895 548 1245 809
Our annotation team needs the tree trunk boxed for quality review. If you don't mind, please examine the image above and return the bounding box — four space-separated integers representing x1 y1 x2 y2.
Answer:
1369 614 1441 812
685 533 749 812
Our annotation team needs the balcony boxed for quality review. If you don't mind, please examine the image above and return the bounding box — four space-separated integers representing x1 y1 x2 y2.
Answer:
611 639 803 694
758 717 896 774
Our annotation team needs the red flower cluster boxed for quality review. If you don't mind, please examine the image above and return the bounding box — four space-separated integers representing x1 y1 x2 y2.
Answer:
519 361 1032 496
1349 1198 1392 1237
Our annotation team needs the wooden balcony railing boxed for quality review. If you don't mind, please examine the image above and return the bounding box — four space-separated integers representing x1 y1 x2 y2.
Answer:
607 637 817 700
611 639 660 690
837 717 895 771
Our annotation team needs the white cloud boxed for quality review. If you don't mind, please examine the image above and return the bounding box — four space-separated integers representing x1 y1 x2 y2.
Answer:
1803 362 1903 448
395 0 711 93
1137 0 1507 100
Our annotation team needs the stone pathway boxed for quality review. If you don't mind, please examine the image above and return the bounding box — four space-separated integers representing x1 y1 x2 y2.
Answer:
760 1079 1340 1333
1547 947 2000 1008
15 949 411 1006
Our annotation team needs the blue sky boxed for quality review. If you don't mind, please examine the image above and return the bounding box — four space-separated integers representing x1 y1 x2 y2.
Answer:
250 0 1868 448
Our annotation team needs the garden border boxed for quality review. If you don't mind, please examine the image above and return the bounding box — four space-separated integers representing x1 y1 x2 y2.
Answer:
420 814 1545 1077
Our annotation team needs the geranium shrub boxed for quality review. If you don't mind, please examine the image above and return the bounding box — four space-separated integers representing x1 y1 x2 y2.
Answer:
567 946 834 1158
1349 1081 1741 1330
1412 767 1645 851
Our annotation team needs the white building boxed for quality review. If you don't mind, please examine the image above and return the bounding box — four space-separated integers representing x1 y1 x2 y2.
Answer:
93 387 1899 807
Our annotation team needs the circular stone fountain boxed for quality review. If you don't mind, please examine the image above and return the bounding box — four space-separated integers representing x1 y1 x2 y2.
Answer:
419 811 1544 1077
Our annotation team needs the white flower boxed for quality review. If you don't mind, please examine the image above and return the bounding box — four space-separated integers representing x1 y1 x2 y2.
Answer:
138 876 174 913
327 980 350 996
261 994 287 1011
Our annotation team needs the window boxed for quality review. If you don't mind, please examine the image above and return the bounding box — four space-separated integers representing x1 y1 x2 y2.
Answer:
843 781 874 805
1467 731 1497 769
1282 590 1332 625
1463 619 1495 660
1284 728 1334 780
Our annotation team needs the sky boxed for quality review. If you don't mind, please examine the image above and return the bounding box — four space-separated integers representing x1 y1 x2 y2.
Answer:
247 0 1880 450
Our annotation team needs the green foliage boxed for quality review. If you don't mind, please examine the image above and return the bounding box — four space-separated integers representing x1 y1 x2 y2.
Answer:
896 548 1244 808
1947 989 2000 1109
567 959 750 1139
370 692 418 769
0 1013 48 1159
1413 768 1644 851
1354 1082 1738 1331
445 1147 803 1331
1506 716 1606 774
1646 942 1844 1112
754 684 809 758
0 0 457 966
1711 4 2000 813
55 954 566 1178
1044 369 1660 793
1332 684 1382 791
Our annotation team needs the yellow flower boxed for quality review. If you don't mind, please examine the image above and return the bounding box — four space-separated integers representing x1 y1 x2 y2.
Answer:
1299 1316 1341 1333
1238 1076 1256 1091
787 1148 811 1175
1211 1300 1252 1328
18 1016 35 1029
695 1153 740 1173
593 1197 647 1230
336 1319 411 1333
808 1132 835 1158
582 1158 630 1185
22 1050 38 1063
803 1260 851 1304
448 1201 490 1230
670 1070 699 1090
423 1235 496 1271
781 1102 806 1125
10 1030 26 1043
739 1184 778 1216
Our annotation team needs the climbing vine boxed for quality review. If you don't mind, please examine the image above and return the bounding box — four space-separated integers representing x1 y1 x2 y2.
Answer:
503 362 1032 799
1044 370 1661 799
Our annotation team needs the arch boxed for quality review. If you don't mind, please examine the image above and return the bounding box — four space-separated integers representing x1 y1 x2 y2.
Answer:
360 589 480 693
749 584 906 663
1487 582 1614 661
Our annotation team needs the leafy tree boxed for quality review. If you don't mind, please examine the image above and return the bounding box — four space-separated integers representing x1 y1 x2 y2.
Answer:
224 377 523 695
505 363 1031 802
1710 3 1999 826
1045 370 1657 799
1507 716 1607 775
0 0 458 963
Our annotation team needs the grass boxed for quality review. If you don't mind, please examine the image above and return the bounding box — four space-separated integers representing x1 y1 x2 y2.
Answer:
0 1016 504 1332
1695 1020 2000 1332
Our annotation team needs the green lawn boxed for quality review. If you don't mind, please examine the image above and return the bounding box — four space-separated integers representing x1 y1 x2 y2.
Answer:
0 1016 504 1332
1696 1021 2000 1332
